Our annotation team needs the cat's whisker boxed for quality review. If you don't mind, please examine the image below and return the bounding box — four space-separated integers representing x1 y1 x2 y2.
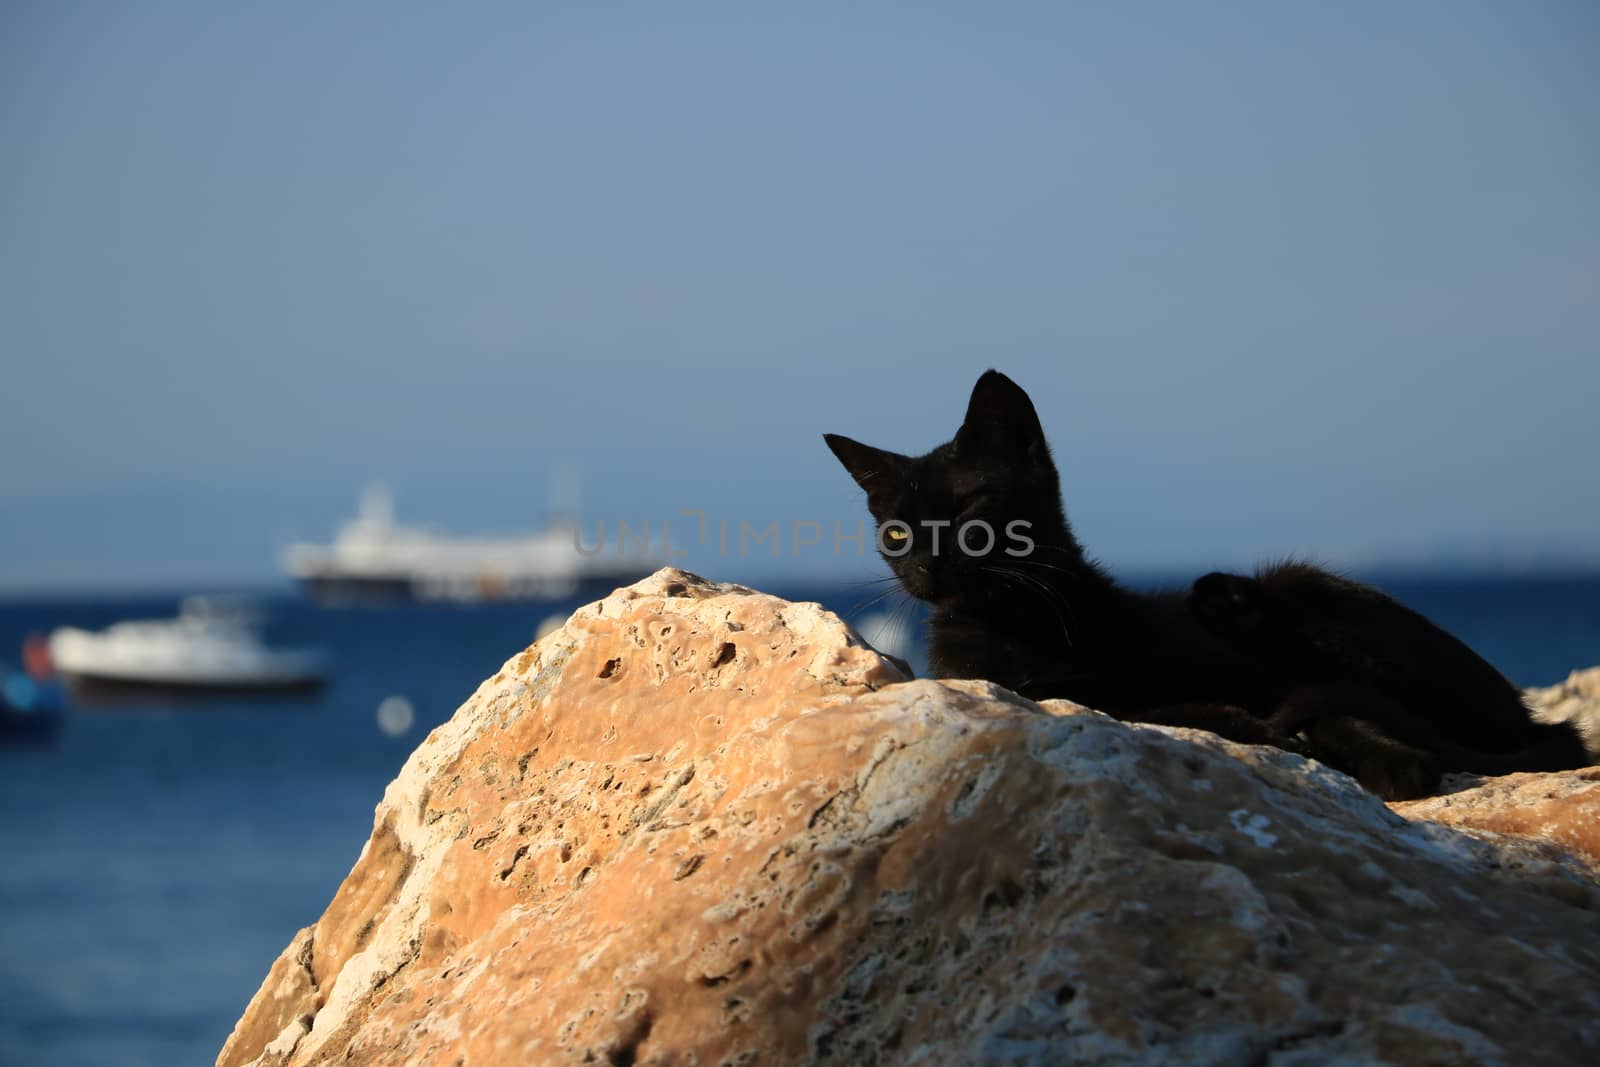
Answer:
1003 558 1079 577
1017 544 1087 559
993 563 1079 615
848 585 902 617
844 573 900 588
983 564 1073 648
880 589 918 664
895 595 923 664
843 573 903 616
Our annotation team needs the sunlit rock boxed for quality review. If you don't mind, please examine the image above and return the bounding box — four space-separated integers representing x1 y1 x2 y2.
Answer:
1528 666 1600 759
220 569 1600 1067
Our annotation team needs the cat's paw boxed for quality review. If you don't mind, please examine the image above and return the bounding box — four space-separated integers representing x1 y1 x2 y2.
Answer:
1190 571 1266 633
1269 683 1371 736
1352 745 1441 801
1266 728 1317 760
1291 706 1443 800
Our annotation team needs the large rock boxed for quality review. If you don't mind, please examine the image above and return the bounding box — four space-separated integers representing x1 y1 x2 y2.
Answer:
1528 666 1600 759
1391 769 1600 875
220 570 1600 1067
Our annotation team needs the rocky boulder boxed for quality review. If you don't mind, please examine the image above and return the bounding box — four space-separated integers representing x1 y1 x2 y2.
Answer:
220 569 1600 1067
1391 769 1600 875
1528 666 1600 759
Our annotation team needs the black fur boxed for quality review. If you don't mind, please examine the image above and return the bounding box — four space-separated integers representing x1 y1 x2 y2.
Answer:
825 370 1588 800
825 371 1301 751
1190 566 1588 780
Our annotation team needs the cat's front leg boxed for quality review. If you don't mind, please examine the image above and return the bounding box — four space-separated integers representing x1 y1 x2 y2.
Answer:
1128 703 1311 756
1300 716 1441 801
1270 685 1442 800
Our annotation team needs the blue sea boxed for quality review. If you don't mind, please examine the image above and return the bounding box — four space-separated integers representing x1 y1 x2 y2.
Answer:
2 574 1598 1067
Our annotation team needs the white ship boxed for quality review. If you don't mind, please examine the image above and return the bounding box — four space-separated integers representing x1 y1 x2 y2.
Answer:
48 597 327 694
282 485 651 604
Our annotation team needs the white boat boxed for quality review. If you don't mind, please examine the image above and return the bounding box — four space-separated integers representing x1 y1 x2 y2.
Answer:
282 485 651 604
47 597 326 693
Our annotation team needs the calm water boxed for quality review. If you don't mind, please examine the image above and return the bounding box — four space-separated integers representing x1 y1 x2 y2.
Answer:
2 575 1597 1066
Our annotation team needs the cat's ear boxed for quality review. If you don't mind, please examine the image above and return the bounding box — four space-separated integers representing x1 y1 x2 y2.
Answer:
823 434 909 508
957 369 1051 465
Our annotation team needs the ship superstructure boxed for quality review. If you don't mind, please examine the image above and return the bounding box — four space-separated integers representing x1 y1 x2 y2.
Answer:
282 486 648 603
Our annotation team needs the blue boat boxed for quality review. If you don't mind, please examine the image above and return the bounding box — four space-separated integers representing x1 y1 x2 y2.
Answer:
1 635 66 745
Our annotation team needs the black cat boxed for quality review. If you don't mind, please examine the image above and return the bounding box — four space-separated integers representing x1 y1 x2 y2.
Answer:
824 370 1304 753
825 369 1587 799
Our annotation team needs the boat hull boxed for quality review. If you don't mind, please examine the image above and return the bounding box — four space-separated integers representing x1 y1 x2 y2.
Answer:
59 671 327 704
297 571 647 605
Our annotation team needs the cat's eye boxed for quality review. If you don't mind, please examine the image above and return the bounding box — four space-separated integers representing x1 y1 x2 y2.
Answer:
885 528 909 542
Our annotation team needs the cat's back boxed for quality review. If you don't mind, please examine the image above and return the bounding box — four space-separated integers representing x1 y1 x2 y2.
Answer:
1257 564 1538 749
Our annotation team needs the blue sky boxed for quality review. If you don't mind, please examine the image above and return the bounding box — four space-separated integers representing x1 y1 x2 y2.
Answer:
2 2 1596 590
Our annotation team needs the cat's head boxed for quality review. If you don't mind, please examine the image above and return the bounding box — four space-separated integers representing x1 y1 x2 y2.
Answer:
824 369 1070 604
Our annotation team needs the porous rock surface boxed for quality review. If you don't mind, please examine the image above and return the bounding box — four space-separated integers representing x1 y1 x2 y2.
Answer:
1391 769 1600 875
220 569 1600 1067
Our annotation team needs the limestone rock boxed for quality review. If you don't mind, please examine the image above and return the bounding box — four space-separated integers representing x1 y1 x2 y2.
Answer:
1527 666 1600 759
220 569 1600 1067
1391 768 1600 876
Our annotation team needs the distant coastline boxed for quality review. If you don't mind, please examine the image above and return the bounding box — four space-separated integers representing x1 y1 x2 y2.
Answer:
5 558 1600 604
